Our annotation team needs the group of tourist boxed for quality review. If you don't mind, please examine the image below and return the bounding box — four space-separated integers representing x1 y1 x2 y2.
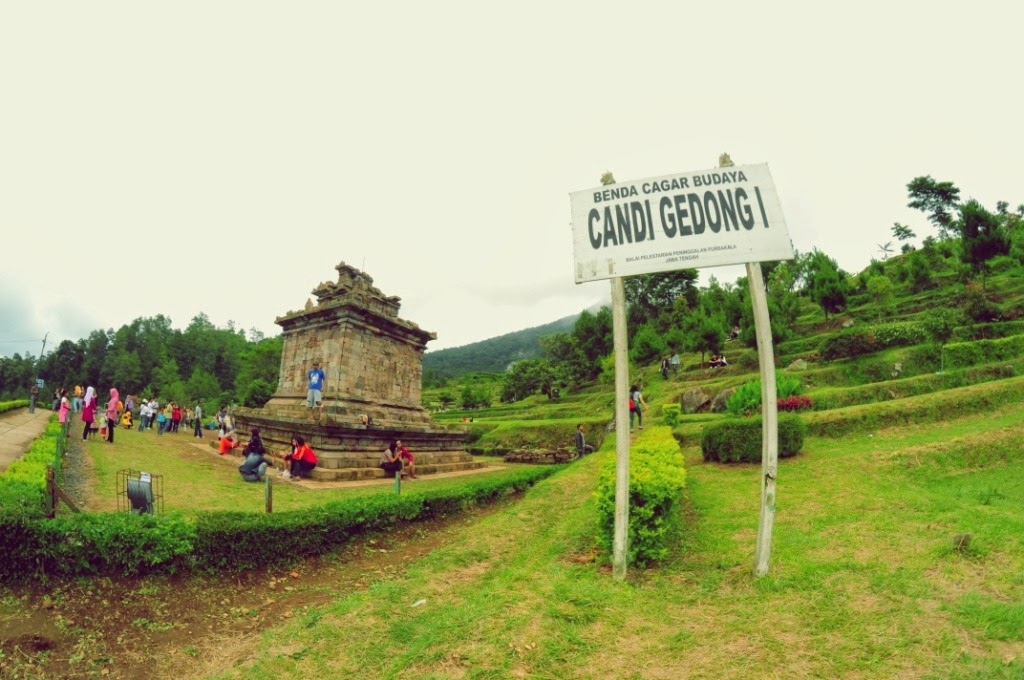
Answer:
72 386 122 443
659 353 681 379
379 439 416 479
236 429 319 483
134 398 193 435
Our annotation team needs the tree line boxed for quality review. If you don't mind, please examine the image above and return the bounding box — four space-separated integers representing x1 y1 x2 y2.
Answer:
0 313 282 410
4 175 1020 411
498 176 1024 403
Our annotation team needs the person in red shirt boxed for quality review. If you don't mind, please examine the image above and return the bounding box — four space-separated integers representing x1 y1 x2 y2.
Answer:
218 433 237 455
171 403 182 433
284 435 318 480
396 439 416 479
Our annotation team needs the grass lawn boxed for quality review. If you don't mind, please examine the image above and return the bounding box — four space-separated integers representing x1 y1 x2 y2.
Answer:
82 427 545 514
201 405 1024 679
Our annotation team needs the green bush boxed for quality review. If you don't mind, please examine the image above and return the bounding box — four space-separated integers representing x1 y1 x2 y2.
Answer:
952 320 1024 342
241 379 275 408
0 400 30 414
944 335 1024 369
662 404 681 427
700 415 806 463
0 419 63 516
595 427 686 567
819 322 926 361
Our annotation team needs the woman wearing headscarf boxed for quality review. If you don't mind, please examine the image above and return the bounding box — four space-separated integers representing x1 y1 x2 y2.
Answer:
81 386 97 440
58 388 71 438
105 387 119 443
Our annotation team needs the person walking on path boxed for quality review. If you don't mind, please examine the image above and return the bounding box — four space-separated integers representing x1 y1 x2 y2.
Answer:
307 361 326 422
29 383 39 414
81 386 97 440
58 389 71 438
629 384 647 430
105 388 119 443
193 400 204 438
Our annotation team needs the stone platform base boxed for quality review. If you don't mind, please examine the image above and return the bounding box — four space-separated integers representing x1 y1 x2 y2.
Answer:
231 406 473 483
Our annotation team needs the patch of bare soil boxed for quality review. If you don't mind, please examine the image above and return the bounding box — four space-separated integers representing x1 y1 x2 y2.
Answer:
0 503 508 679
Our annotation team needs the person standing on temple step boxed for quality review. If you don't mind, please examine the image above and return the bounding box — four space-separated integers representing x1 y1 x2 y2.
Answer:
307 360 326 422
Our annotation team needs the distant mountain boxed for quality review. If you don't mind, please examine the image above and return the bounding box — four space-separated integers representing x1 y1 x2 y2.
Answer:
423 313 580 380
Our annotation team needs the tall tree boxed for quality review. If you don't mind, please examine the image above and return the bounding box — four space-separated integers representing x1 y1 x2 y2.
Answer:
866 275 895 322
960 199 1009 287
907 176 961 239
804 250 848 320
625 270 699 331
683 308 725 364
573 308 613 366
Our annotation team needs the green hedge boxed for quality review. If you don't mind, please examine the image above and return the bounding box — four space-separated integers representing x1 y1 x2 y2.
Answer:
0 466 558 581
0 400 30 414
802 375 1024 438
700 415 806 463
951 320 1024 342
943 335 1024 370
819 321 927 361
595 427 686 567
0 419 62 516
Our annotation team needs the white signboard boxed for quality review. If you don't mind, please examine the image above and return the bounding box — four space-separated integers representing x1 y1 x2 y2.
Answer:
570 163 793 283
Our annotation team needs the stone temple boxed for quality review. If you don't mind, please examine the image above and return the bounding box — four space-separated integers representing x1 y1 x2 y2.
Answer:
232 262 478 481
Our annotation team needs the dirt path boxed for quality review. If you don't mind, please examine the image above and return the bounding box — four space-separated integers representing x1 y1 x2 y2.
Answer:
0 494 513 680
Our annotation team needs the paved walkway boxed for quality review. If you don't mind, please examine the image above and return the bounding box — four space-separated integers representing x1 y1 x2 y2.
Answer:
0 407 56 473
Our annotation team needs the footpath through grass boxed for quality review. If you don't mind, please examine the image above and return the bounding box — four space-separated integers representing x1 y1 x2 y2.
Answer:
201 406 1024 679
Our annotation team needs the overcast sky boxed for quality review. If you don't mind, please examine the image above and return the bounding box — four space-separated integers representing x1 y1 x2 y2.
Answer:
2 2 1021 360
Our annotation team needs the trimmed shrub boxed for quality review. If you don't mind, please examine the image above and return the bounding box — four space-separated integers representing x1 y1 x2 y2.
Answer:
819 322 926 361
595 427 686 567
0 419 63 516
944 335 1024 369
661 403 681 427
700 415 806 463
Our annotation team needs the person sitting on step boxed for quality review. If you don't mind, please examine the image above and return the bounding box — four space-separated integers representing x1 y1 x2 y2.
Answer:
238 429 273 482
283 435 317 480
397 439 416 478
380 439 404 478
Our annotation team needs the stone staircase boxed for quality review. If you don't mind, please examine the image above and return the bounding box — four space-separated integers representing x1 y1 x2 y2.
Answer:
304 449 485 482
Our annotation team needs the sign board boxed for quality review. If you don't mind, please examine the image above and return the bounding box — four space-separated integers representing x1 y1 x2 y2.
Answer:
36 379 45 388
570 163 793 283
